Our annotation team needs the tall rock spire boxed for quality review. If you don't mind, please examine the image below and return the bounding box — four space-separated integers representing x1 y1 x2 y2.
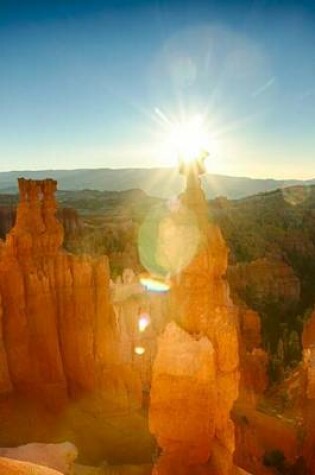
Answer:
7 178 63 263
179 150 209 240
0 178 141 414
149 156 240 474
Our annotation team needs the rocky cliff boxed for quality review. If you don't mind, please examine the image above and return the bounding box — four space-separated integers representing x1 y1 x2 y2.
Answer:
0 179 147 463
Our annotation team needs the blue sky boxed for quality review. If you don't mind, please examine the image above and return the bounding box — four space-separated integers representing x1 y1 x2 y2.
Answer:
0 0 314 178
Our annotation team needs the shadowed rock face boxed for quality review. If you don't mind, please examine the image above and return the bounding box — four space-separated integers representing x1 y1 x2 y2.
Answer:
0 207 15 239
302 309 315 469
228 258 301 310
237 307 268 405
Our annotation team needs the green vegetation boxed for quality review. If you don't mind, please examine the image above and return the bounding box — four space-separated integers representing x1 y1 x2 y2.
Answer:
211 185 315 376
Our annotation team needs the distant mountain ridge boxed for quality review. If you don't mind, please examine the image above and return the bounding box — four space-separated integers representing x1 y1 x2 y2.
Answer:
0 168 314 199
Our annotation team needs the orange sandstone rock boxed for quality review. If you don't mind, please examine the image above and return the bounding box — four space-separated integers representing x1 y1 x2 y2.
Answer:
0 442 78 474
0 457 62 475
149 322 216 465
0 292 12 394
149 170 240 474
0 179 141 410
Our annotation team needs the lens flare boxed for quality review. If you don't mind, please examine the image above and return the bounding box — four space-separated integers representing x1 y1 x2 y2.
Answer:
139 275 170 292
134 346 145 356
138 313 150 332
138 203 200 278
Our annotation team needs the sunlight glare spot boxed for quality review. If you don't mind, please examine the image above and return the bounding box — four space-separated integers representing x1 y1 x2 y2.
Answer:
140 275 170 292
138 314 150 332
134 346 145 356
138 203 200 277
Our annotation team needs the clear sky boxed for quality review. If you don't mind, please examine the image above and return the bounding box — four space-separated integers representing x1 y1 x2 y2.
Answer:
0 0 314 178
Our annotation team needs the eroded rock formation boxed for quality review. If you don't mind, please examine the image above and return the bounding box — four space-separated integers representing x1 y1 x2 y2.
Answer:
0 201 82 245
150 322 216 465
238 306 268 405
0 206 15 239
302 309 315 470
112 268 169 400
0 179 144 460
228 258 300 310
148 164 240 474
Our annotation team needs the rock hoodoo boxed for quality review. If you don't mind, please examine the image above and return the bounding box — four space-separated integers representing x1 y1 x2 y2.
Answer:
0 179 143 456
148 160 240 474
237 306 268 405
0 175 246 472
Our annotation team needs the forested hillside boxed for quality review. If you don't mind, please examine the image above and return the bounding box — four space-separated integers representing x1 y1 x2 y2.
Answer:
211 185 315 377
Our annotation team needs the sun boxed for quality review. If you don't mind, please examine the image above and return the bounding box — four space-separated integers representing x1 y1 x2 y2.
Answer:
168 115 210 164
155 113 218 170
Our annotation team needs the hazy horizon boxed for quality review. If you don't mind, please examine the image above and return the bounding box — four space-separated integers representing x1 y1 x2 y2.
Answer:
0 165 315 184
0 165 314 182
